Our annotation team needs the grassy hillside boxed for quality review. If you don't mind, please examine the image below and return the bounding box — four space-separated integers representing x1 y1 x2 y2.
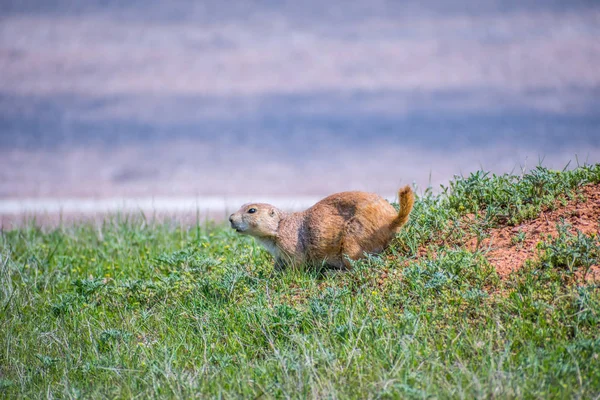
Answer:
1 164 600 399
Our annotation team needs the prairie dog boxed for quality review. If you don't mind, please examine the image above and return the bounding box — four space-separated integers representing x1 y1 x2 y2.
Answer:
229 186 414 270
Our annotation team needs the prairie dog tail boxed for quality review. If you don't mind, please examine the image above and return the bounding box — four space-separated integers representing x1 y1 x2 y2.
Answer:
392 185 414 230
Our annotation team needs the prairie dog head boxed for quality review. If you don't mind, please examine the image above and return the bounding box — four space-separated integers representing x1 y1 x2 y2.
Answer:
229 203 283 238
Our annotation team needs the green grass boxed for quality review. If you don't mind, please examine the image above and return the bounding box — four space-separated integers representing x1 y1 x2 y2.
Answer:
1 164 600 399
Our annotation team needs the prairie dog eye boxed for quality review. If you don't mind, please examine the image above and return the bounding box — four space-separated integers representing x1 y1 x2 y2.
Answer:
247 208 257 214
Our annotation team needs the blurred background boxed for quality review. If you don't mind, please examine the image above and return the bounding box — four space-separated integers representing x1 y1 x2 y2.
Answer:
1 0 599 221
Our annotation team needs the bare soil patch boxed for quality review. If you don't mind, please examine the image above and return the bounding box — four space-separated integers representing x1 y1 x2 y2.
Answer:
469 183 600 279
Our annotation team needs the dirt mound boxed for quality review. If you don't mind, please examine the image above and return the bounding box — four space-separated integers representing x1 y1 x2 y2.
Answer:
468 183 600 279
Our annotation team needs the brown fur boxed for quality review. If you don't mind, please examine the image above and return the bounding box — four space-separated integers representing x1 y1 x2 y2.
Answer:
229 186 415 270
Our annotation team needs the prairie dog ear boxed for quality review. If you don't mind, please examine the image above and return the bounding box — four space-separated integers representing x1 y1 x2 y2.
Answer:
269 208 276 217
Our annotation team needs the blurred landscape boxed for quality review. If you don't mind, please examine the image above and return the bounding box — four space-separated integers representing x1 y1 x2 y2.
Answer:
1 0 599 216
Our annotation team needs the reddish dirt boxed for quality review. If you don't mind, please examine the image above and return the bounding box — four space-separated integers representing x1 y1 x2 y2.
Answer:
466 183 600 279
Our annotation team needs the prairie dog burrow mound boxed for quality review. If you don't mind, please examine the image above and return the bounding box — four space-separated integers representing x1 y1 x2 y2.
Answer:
229 186 415 270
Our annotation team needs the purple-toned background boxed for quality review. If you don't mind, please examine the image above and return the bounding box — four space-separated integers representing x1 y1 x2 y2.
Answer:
1 0 599 203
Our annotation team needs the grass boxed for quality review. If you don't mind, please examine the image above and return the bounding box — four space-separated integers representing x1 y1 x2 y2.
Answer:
1 164 600 399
